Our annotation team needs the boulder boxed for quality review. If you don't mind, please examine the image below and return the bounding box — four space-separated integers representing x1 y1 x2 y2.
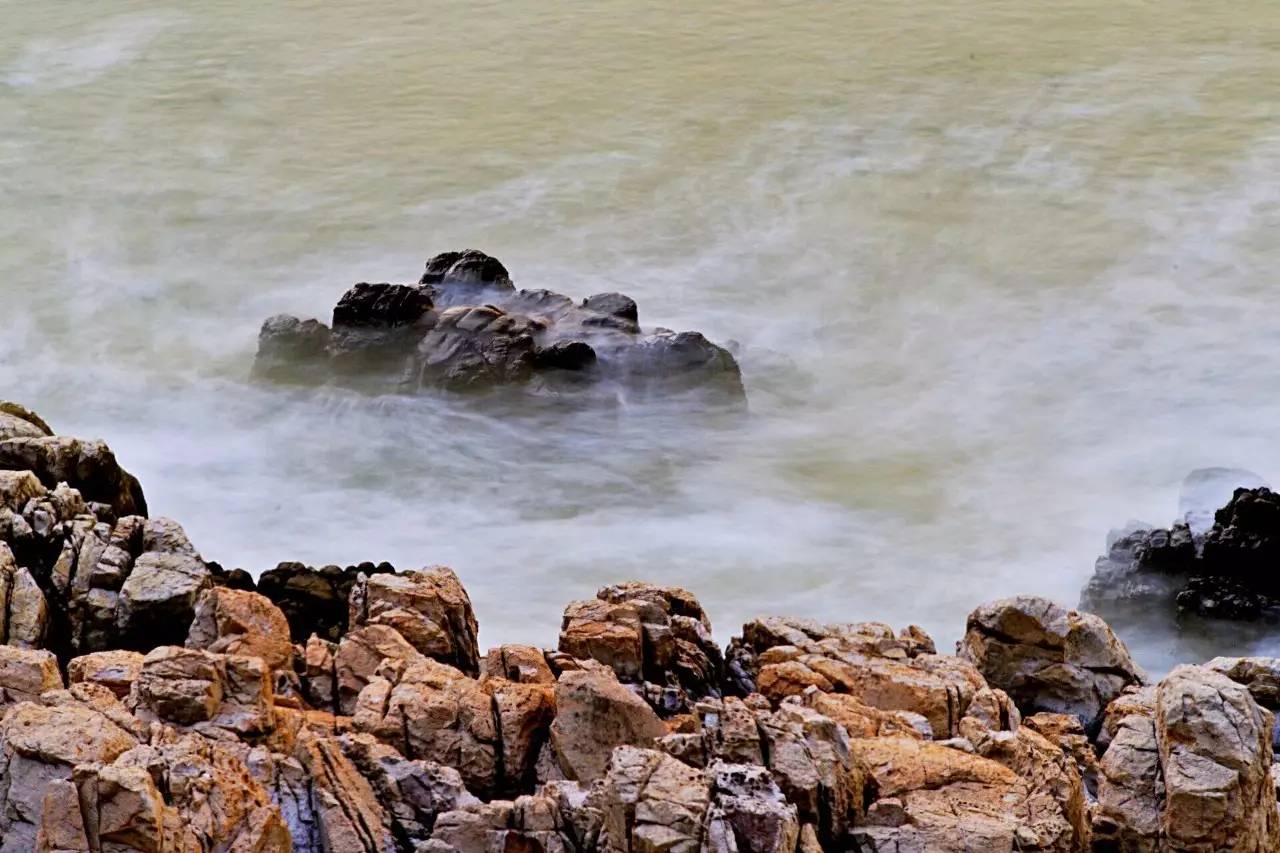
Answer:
186 585 294 672
334 623 422 715
253 314 332 382
559 582 723 716
67 649 145 699
425 793 577 852
1156 665 1279 851
349 566 480 676
959 596 1143 733
407 305 540 391
130 645 275 737
730 617 985 738
117 550 212 650
549 667 667 783
596 746 711 852
0 402 52 441
0 542 47 647
0 702 139 852
0 645 61 706
0 435 146 518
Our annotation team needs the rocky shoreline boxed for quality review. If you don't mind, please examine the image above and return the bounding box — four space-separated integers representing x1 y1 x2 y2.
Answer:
1 401 1278 851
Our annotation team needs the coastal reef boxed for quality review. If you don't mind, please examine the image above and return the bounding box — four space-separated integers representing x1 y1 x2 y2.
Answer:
0 403 1278 851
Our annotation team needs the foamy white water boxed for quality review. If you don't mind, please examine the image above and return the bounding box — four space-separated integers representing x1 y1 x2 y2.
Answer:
4 1 1280 672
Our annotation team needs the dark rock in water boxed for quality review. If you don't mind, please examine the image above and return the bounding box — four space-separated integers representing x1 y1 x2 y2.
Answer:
257 560 394 643
533 340 597 371
1175 575 1271 619
252 315 331 382
1202 487 1280 597
207 561 257 592
332 282 433 328
1083 477 1280 632
408 305 540 392
1179 467 1268 534
252 250 746 407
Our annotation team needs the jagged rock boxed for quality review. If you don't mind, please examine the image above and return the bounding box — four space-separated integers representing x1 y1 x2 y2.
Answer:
339 732 479 847
257 560 394 643
1180 468 1268 534
0 702 139 851
186 585 294 672
704 761 801 853
0 402 52 441
0 542 47 647
291 731 397 851
352 656 553 799
1201 487 1280 597
425 793 576 852
334 623 422 715
850 734 1081 853
1021 712 1100 797
67 649 145 699
591 746 709 852
130 645 275 737
349 566 480 676
1156 664 1278 851
0 435 146 518
559 582 723 716
0 645 61 706
482 644 556 684
730 617 985 738
801 687 934 740
254 251 745 405
117 549 212 650
550 667 667 783
959 596 1143 733
1205 656 1280 716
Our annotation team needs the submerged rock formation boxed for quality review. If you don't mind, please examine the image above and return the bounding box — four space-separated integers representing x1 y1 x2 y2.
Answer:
0 403 1278 851
253 249 746 405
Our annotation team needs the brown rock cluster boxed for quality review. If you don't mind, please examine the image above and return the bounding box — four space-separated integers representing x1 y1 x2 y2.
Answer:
0 402 1277 851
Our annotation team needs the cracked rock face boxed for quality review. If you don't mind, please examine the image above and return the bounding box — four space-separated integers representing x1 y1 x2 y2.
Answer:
959 596 1144 734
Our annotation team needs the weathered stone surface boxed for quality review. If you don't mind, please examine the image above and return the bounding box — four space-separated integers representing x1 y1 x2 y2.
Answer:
0 645 61 706
426 793 577 852
334 623 422 715
408 305 540 391
291 731 397 852
1156 664 1278 852
959 596 1143 733
349 566 480 676
549 667 667 784
0 435 146 518
704 761 801 853
731 617 985 738
253 314 333 382
117 546 212 652
0 401 52 441
130 645 275 737
1206 656 1280 718
851 734 1081 853
596 746 710 852
482 644 556 684
0 702 139 852
186 585 294 672
0 542 47 647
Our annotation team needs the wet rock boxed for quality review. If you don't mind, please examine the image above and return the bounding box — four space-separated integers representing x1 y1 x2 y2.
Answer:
67 649 145 699
958 596 1143 733
581 292 640 332
533 339 598 371
186 585 294 673
612 330 745 399
253 314 333 382
1201 486 1280 596
1180 467 1268 535
257 560 394 643
407 305 540 392
349 565 480 676
549 667 667 783
420 249 514 299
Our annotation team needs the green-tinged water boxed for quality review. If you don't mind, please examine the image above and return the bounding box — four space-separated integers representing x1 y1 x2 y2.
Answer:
4 1 1280 670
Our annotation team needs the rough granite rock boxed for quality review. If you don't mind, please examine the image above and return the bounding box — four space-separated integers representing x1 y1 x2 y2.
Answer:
729 616 983 738
0 645 62 706
349 566 480 677
549 667 668 784
130 645 276 738
959 596 1144 733
560 582 724 716
187 585 295 672
0 434 146 518
67 648 146 699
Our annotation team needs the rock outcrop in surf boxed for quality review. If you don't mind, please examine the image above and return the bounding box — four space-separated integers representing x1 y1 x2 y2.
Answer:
253 250 746 406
